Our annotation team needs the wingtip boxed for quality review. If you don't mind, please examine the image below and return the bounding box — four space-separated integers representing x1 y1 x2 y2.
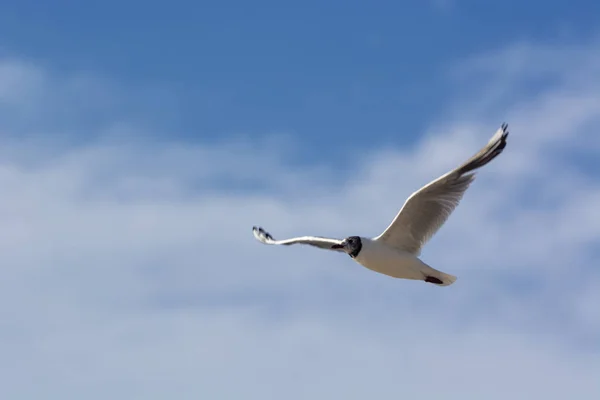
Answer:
500 122 509 138
499 123 509 149
252 226 274 243
491 122 509 151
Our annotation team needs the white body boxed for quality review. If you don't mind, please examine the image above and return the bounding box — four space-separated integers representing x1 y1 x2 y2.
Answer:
354 238 456 285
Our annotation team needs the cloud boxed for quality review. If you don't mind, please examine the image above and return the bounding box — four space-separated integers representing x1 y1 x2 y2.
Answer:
1 36 600 399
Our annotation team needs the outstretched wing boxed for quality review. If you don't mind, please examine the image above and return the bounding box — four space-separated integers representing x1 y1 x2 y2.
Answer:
374 123 509 255
252 226 345 252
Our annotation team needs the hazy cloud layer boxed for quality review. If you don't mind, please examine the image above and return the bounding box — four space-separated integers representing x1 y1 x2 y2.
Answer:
1 38 600 399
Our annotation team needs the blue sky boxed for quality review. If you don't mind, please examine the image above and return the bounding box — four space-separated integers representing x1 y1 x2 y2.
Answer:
2 0 600 149
1 1 600 399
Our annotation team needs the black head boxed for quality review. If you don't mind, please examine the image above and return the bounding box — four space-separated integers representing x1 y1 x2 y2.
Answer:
331 236 363 258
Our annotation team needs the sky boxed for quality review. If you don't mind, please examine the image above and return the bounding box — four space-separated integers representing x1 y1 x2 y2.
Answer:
1 1 600 399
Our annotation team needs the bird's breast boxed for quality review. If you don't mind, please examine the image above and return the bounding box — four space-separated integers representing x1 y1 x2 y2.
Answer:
354 239 425 280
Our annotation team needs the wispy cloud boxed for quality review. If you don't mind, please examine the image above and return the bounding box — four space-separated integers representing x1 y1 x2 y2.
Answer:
1 35 600 399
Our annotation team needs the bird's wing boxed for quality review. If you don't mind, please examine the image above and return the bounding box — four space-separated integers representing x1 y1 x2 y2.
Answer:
252 226 346 252
374 123 509 255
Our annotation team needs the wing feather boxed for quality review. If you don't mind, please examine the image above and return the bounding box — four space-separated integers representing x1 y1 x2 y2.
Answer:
374 123 509 254
252 226 345 252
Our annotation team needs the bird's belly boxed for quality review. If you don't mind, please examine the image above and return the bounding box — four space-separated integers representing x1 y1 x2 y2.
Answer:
355 248 426 280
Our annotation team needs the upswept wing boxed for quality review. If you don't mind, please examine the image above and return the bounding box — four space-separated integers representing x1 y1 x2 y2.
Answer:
374 123 509 255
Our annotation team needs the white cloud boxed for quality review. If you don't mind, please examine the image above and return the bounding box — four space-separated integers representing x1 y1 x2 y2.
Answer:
1 36 600 399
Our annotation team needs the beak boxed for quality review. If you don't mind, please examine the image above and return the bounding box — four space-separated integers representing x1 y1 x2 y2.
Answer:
331 243 345 249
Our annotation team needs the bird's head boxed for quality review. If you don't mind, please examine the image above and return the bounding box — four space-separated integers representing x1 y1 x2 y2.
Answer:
331 236 363 258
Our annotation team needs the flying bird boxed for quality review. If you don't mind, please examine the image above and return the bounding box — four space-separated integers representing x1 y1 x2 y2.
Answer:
252 123 509 286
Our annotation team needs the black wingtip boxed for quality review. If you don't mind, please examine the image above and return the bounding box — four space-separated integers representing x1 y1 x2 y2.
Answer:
456 123 510 175
253 226 274 241
498 122 509 150
500 122 509 138
498 124 508 148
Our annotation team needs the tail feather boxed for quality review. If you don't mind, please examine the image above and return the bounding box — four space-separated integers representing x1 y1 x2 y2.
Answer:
424 271 457 287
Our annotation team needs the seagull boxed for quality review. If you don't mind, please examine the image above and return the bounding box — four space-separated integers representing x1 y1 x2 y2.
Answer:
252 123 509 286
